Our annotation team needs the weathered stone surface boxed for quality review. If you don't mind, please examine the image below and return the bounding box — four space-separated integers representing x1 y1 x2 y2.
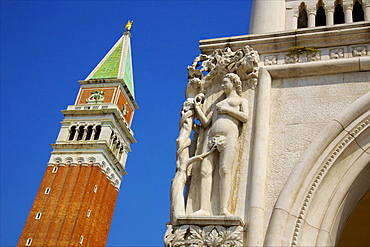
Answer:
168 11 370 247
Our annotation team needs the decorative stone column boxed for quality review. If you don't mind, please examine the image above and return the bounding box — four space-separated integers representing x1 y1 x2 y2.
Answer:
325 5 335 25
344 3 353 23
307 8 316 27
364 0 370 21
247 68 271 247
292 9 299 29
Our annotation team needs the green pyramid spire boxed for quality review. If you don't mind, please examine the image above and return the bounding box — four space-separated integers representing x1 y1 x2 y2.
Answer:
90 42 123 80
86 30 135 98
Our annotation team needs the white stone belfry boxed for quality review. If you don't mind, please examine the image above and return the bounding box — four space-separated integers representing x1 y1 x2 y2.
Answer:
166 2 370 247
249 0 286 34
249 0 370 34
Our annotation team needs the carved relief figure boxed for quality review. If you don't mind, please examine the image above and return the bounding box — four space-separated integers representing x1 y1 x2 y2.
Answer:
193 73 248 216
169 46 259 222
86 90 105 103
171 78 204 222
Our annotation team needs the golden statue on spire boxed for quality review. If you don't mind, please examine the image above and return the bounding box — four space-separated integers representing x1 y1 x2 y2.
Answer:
125 20 133 31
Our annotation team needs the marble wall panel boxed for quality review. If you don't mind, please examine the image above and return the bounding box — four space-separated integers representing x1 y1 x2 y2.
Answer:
284 124 326 152
265 71 369 225
301 96 359 124
270 99 302 126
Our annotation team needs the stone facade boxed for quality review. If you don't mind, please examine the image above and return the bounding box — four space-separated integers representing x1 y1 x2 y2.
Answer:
166 16 369 247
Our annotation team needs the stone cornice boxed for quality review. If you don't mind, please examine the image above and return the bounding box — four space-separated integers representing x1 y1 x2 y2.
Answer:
176 215 245 227
199 22 370 55
78 78 138 109
48 154 124 190
50 141 127 176
266 56 370 79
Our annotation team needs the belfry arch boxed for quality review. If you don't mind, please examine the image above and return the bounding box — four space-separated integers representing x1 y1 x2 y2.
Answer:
353 0 365 22
315 0 326 26
265 92 370 246
298 2 308 28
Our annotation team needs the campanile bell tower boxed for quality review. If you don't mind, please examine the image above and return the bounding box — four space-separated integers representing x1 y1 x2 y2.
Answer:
18 23 138 247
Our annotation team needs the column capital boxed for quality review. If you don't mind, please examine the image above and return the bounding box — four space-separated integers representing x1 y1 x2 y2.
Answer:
293 8 300 17
325 5 335 12
307 7 316 15
343 3 353 10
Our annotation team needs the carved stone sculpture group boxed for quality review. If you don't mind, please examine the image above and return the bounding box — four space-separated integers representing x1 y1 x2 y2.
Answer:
170 46 259 223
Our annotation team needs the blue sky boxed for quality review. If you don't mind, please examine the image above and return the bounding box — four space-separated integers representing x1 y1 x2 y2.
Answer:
0 1 252 246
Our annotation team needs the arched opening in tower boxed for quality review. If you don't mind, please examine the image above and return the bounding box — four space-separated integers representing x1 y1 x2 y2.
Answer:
334 2 345 24
68 126 77 140
353 1 365 22
298 3 308 28
316 5 326 26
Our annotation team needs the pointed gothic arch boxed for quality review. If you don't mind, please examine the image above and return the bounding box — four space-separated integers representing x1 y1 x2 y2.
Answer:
353 0 365 22
265 92 370 246
298 2 308 28
334 0 345 24
316 0 326 26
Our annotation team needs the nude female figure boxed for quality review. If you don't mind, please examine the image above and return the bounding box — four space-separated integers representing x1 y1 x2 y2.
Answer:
193 73 248 216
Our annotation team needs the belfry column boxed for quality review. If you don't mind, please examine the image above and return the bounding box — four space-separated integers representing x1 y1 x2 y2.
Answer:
326 5 335 25
249 0 286 34
344 3 353 23
365 1 370 21
307 8 316 27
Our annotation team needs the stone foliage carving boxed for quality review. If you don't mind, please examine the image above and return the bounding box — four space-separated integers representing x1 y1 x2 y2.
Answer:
285 54 299 64
330 48 344 59
352 46 367 57
306 51 321 62
264 55 278 66
187 46 259 89
325 5 335 12
164 225 243 247
285 51 321 63
170 46 259 222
